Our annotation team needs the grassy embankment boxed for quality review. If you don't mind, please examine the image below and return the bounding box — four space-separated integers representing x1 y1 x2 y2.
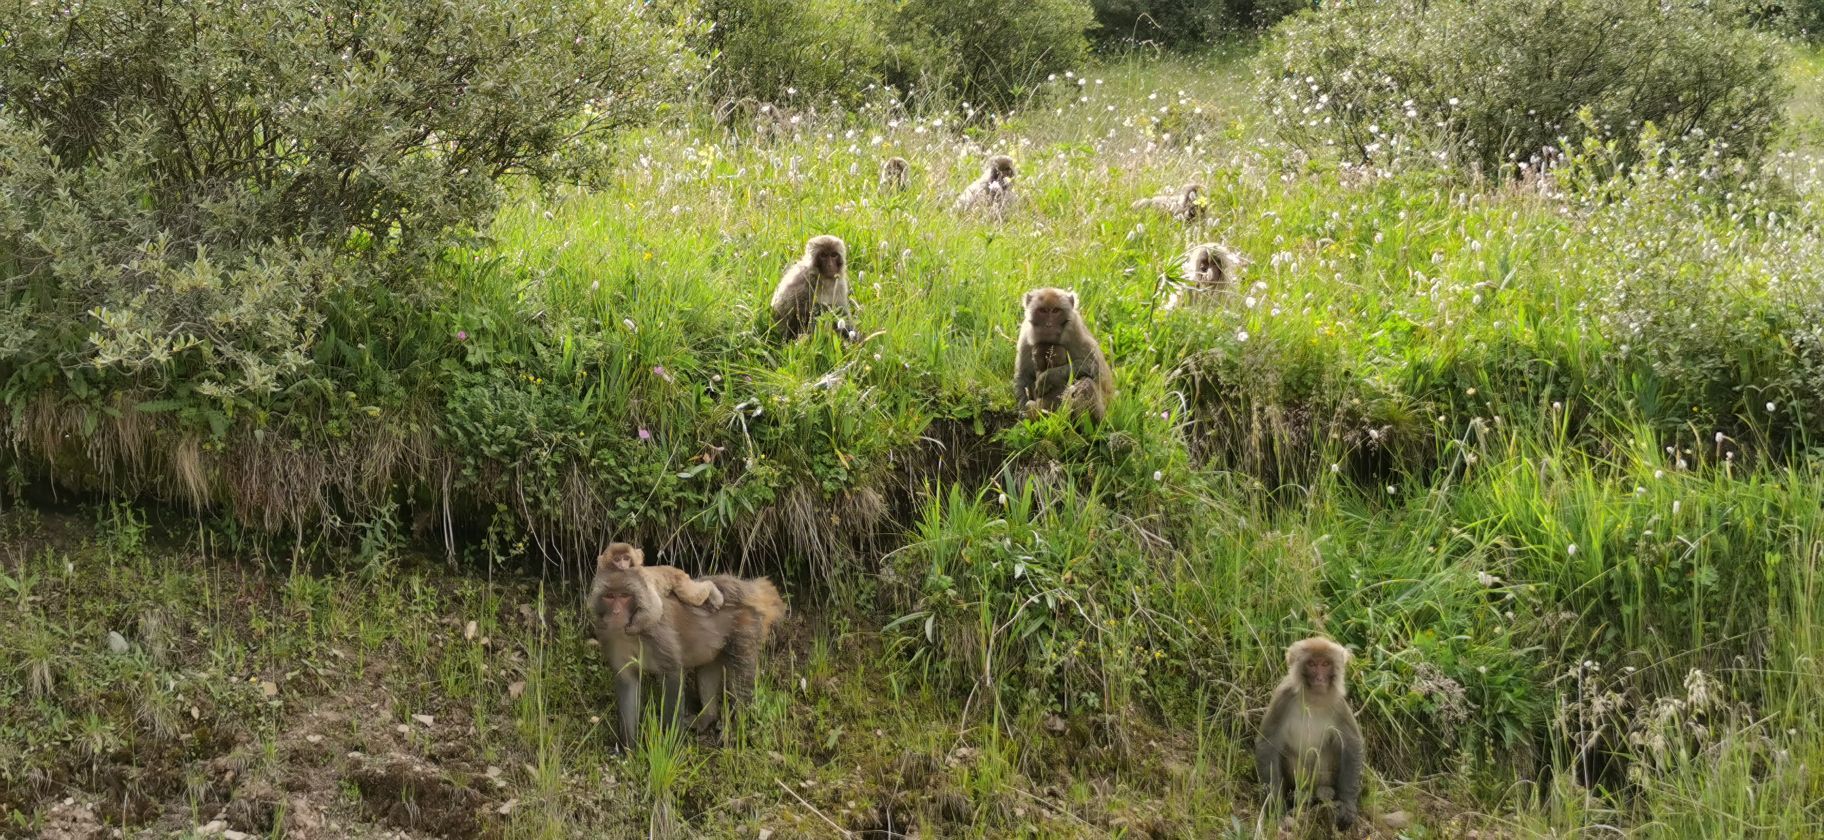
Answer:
4 50 1824 837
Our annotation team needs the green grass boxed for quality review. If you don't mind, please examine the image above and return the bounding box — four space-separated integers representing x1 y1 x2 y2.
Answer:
5 46 1824 837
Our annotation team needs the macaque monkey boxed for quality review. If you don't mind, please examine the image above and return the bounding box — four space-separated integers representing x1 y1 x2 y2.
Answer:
595 543 723 636
770 235 856 341
1164 242 1245 310
1014 287 1115 422
586 552 786 747
1254 637 1365 830
880 157 910 190
1131 182 1204 222
954 154 1017 212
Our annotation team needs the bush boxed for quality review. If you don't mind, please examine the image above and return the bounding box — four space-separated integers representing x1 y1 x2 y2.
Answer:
1259 0 1787 177
1091 0 1304 48
0 0 691 405
698 0 890 105
887 0 1097 112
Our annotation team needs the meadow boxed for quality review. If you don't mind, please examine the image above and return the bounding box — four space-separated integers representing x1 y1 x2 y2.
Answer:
4 39 1824 840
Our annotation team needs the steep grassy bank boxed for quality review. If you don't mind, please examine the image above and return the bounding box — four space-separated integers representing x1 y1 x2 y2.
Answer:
4 52 1824 837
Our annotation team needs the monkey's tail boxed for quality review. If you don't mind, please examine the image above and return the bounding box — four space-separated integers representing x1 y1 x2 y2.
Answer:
725 576 787 639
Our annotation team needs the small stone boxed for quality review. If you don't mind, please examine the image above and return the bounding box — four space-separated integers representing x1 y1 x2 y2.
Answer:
305 734 323 744
495 798 518 816
508 681 525 699
1381 810 1412 830
464 621 478 640
223 831 250 840
260 680 279 698
198 820 226 835
1042 713 1066 735
412 714 434 726
758 831 773 840
107 631 129 654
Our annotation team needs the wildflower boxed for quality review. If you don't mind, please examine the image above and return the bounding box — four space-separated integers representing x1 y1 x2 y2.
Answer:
1567 543 1578 556
637 428 653 442
1236 329 1249 342
456 330 468 342
652 365 674 384
1672 500 1681 515
1766 402 1777 412
1152 470 1163 482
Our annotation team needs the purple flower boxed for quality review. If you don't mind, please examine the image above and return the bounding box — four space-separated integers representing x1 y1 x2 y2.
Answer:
652 365 674 384
456 330 469 342
637 427 652 442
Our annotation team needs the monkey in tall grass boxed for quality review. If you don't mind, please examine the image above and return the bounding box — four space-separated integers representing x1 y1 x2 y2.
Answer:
1014 287 1114 422
1255 636 1366 830
770 235 855 341
955 155 1017 212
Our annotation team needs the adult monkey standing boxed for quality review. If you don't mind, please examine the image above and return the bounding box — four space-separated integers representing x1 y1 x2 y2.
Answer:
1014 287 1115 422
585 551 785 747
1254 636 1366 830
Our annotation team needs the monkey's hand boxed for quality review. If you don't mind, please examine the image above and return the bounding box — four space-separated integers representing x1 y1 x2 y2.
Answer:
1333 802 1358 831
705 586 725 611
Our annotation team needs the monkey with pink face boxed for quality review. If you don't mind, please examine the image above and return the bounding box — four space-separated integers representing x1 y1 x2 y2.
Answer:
1255 636 1366 830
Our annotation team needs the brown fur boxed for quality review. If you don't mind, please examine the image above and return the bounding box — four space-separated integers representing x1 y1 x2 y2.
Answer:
586 557 785 747
880 157 910 190
1131 182 1203 222
770 235 852 341
1165 242 1245 310
1254 637 1365 830
955 154 1017 212
1014 287 1114 422
595 543 723 636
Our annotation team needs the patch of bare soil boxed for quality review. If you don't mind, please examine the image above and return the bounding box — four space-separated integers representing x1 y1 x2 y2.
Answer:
347 753 485 839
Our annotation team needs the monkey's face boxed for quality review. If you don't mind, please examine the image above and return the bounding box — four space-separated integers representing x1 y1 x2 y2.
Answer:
596 589 638 629
815 248 844 278
1299 652 1338 693
994 160 1016 184
1023 290 1076 343
598 544 642 572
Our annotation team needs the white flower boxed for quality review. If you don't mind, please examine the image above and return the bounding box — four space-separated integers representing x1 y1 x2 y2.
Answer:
1152 470 1164 482
1236 329 1250 343
1767 402 1777 412
1567 543 1579 556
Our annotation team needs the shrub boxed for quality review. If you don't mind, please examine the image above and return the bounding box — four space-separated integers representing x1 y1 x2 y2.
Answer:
886 0 1097 112
698 0 890 105
1259 0 1787 177
0 0 692 405
1091 0 1304 48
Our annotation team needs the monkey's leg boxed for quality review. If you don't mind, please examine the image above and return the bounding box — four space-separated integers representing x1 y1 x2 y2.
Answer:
692 663 725 734
614 671 643 750
656 672 686 731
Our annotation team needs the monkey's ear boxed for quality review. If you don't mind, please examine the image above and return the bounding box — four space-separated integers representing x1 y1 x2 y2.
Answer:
1022 290 1036 308
1066 291 1078 309
596 552 615 573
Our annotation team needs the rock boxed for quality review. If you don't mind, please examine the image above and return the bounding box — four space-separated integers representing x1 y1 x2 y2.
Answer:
1042 713 1067 735
411 714 435 726
107 632 129 654
1381 810 1413 830
222 830 250 840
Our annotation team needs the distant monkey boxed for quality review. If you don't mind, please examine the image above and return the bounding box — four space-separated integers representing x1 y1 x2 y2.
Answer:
586 554 786 746
1014 287 1114 422
880 157 910 190
595 543 723 636
1165 242 1244 310
1131 182 1203 222
770 235 854 341
1254 637 1365 830
954 155 1017 212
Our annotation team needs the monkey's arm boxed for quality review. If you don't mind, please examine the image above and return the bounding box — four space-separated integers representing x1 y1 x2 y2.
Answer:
1254 690 1294 802
1333 712 1366 828
624 583 666 635
1014 343 1038 405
